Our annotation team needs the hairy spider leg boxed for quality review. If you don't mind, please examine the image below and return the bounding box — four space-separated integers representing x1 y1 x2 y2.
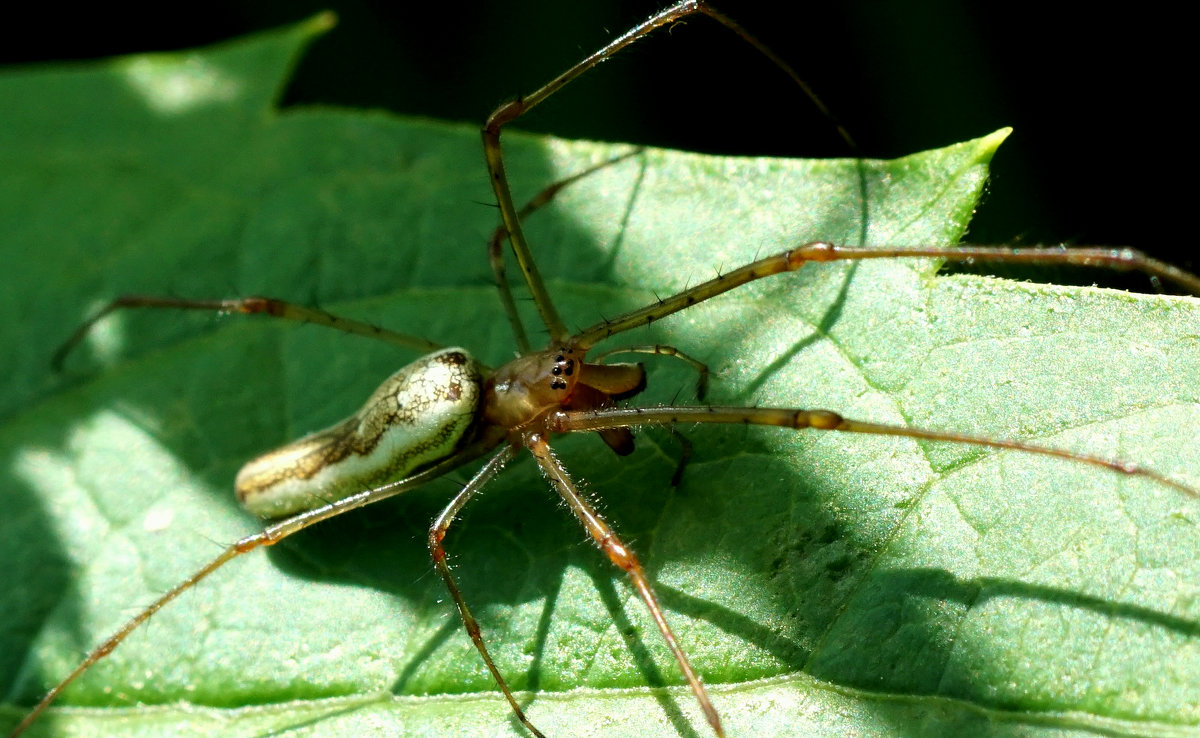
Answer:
569 241 1200 349
52 295 443 371
548 407 1199 502
489 148 643 353
482 0 852 346
424 445 551 737
6 445 492 737
49 153 632 373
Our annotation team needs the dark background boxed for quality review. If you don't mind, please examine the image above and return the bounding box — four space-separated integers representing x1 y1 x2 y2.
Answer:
6 1 1192 282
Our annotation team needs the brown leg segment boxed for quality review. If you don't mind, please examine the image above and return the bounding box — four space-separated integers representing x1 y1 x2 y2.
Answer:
7 448 488 737
53 295 444 370
482 0 848 346
548 406 1200 501
569 242 1200 349
488 150 642 354
524 433 724 738
425 446 550 738
591 344 710 400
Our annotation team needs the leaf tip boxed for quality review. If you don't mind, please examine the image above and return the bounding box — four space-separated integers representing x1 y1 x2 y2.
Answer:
305 11 339 36
980 127 1013 157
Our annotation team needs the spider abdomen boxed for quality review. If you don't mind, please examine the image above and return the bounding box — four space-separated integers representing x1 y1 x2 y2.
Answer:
236 348 484 519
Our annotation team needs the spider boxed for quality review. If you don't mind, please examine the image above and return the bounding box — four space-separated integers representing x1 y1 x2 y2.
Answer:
6 3 1200 737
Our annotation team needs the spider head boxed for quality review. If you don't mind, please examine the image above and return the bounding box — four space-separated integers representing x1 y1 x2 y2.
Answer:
483 346 582 429
482 345 645 437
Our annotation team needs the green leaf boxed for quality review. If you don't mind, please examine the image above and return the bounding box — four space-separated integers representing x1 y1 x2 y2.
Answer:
4 17 1200 738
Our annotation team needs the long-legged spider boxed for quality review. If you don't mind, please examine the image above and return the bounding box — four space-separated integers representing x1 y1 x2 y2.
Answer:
5 3 1200 737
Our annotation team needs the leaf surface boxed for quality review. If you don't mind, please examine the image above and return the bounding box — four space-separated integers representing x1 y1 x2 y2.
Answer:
2 17 1200 738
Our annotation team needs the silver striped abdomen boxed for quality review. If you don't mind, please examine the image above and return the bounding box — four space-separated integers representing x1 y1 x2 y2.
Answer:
236 348 484 519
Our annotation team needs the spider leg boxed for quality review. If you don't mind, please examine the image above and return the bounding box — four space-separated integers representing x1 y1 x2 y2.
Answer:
795 242 1200 293
53 295 443 370
8 446 488 736
549 406 1200 500
570 241 1200 349
663 425 695 487
489 149 642 354
592 344 710 400
525 433 724 738
426 446 550 737
483 0 846 345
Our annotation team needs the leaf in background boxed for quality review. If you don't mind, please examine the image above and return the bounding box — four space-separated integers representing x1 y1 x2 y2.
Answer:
3 15 1200 738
